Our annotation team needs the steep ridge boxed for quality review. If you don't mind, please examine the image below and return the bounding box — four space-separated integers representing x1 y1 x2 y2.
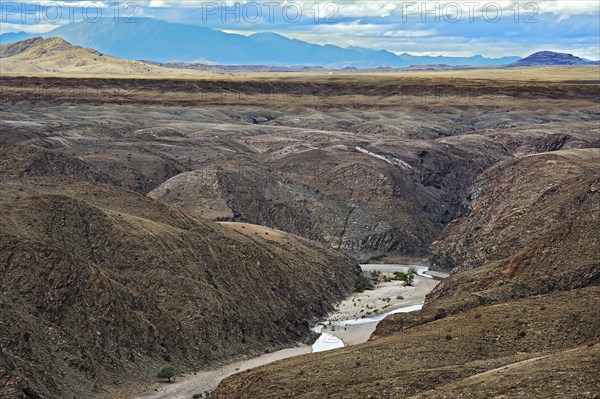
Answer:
0 176 360 399
374 148 599 334
431 148 600 273
149 154 446 256
149 129 598 257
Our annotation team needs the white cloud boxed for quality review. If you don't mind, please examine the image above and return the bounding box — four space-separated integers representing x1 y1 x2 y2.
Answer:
1 0 598 60
0 22 58 34
145 0 599 17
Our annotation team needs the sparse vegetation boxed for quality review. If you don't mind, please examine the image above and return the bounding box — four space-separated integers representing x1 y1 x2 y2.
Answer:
391 268 416 286
353 273 375 292
368 253 387 262
370 270 381 283
157 365 176 382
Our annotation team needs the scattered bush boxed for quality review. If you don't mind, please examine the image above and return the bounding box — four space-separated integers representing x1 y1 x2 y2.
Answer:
157 365 176 382
353 273 374 292
370 270 382 283
369 253 387 262
392 268 416 286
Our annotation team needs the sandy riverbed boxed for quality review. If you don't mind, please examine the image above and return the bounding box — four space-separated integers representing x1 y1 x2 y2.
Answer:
127 264 445 399
314 265 441 345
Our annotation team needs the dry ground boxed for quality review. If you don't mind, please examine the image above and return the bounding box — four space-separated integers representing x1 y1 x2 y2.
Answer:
1 69 598 399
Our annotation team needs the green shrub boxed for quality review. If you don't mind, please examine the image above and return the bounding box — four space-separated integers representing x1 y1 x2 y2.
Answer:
392 269 415 286
157 365 176 382
353 273 374 292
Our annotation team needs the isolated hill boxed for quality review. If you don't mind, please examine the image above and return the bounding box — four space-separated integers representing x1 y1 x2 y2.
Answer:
507 51 591 67
210 148 600 399
0 173 360 399
0 18 519 67
0 36 162 74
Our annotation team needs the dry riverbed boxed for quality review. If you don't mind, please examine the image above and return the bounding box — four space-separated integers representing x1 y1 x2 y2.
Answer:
313 265 442 346
126 264 446 399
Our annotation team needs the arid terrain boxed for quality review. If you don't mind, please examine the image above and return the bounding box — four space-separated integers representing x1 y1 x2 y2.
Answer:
1 65 599 399
210 148 599 399
0 37 166 76
2 70 599 257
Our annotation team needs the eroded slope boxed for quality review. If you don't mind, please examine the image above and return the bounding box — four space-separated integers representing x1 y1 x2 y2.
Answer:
2 75 599 256
0 176 360 399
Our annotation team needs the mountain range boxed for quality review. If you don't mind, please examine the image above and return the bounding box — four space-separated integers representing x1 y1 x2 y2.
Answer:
0 17 523 68
3 36 599 76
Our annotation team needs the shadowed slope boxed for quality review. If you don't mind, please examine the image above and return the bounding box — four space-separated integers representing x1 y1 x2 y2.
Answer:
0 176 360 399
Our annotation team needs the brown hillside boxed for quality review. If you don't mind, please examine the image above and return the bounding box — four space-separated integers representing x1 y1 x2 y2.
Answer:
0 37 163 75
0 176 360 399
1 75 599 256
0 145 118 185
431 148 600 273
376 148 599 334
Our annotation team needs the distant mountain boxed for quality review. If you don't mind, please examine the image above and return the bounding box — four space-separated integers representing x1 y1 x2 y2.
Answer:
507 51 591 67
0 36 163 74
0 31 31 44
0 18 519 67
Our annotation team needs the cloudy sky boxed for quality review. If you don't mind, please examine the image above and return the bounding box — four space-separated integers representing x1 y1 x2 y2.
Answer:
1 0 599 59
